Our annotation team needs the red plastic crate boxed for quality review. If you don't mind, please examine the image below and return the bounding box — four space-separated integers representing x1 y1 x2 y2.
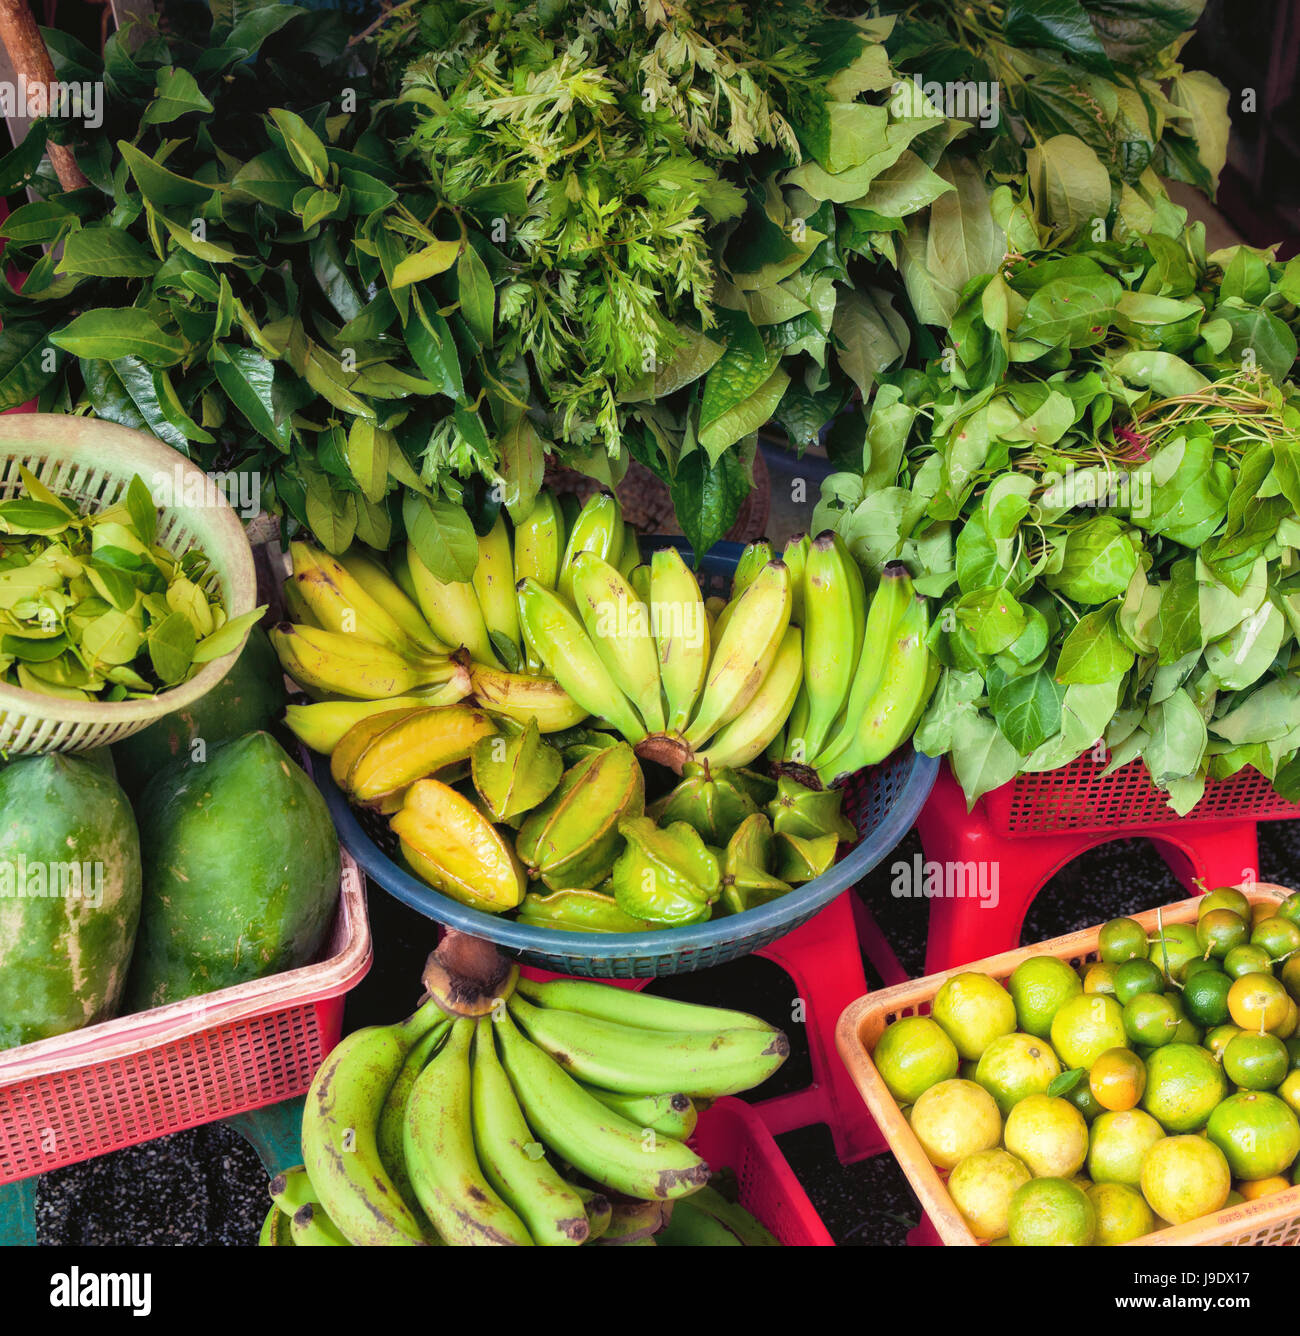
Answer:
0 854 371 1186
690 1097 834 1246
987 754 1300 835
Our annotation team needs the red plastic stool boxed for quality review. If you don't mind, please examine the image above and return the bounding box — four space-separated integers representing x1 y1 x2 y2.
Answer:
914 760 1273 975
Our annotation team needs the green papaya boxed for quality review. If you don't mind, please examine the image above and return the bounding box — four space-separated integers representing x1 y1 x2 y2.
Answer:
111 626 285 795
0 754 142 1050
127 731 340 1009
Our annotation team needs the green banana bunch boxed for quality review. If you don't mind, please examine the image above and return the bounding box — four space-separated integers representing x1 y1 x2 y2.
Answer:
340 549 447 656
650 546 710 735
557 493 623 603
473 514 522 667
798 532 866 761
657 1185 780 1246
300 996 448 1246
513 493 565 672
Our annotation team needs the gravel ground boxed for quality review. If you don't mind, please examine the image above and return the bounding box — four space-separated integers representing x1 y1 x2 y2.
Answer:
30 816 1300 1247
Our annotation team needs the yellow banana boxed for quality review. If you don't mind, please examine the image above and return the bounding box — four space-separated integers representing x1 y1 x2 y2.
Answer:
465 658 589 733
616 522 641 579
776 680 812 765
516 579 646 742
287 696 436 756
799 531 865 760
290 542 426 654
684 561 792 748
406 542 499 666
473 513 521 663
513 493 564 673
650 546 709 734
731 541 772 599
569 551 664 733
694 625 803 770
271 623 440 700
557 493 623 603
283 575 321 629
340 549 447 655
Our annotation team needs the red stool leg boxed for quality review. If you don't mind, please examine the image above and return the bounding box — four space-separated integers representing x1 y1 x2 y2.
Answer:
852 896 910 988
1146 821 1260 895
754 893 886 1163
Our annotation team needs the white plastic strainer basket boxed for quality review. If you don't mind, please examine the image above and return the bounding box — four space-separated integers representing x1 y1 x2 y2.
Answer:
0 414 258 754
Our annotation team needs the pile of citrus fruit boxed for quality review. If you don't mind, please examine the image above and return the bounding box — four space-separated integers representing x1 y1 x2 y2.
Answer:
871 888 1300 1245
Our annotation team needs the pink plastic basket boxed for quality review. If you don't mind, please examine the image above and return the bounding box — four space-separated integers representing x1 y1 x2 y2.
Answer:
0 852 371 1186
986 754 1300 835
690 1097 834 1246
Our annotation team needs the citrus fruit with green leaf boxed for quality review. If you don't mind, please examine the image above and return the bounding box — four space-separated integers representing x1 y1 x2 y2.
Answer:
872 1016 959 1105
975 1032 1062 1117
1140 1135 1231 1224
947 1148 1032 1240
1004 1093 1089 1178
1087 1108 1165 1186
1051 993 1127 1069
1008 955 1082 1039
1088 1181 1155 1245
1141 1043 1227 1132
1099 917 1148 964
930 972 1016 1061
1205 1091 1300 1181
1008 1177 1095 1246
1223 1032 1289 1090
1090 1048 1147 1112
909 1079 1002 1170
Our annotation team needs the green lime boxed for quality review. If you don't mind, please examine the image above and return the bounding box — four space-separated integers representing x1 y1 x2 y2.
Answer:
1088 1181 1155 1245
1087 1108 1165 1186
1062 1072 1106 1121
1082 961 1119 996
1007 955 1083 1040
1224 944 1274 980
1288 1035 1300 1070
1275 892 1300 930
1206 1023 1244 1062
1141 1043 1228 1132
1206 1091 1300 1180
1282 957 1300 1004
1113 958 1165 1005
1223 1032 1290 1090
1099 917 1149 964
1197 887 1252 920
1183 957 1224 982
1147 923 1201 982
1166 992 1204 1045
1182 969 1233 1028
1051 994 1127 1069
1008 1177 1096 1246
1252 916 1300 962
1196 908 1250 960
1123 993 1180 1048
975 1033 1062 1117
872 1016 959 1105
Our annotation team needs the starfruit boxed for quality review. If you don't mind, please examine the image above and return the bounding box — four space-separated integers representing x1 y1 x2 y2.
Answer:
649 760 758 846
345 704 497 806
516 889 653 934
391 778 526 913
471 718 563 824
731 767 778 809
515 742 645 890
767 776 857 844
329 706 422 789
610 817 719 927
719 813 792 916
775 831 839 884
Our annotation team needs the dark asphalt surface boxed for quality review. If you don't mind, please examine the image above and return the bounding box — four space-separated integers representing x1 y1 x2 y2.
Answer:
30 816 1300 1247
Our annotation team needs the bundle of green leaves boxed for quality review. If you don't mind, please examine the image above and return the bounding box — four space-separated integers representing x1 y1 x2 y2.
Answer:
815 191 1300 811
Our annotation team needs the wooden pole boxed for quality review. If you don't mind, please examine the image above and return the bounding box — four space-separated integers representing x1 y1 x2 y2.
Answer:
0 0 89 190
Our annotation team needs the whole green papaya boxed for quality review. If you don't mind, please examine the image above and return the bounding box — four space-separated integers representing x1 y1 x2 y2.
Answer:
111 626 285 796
127 731 340 1009
0 754 142 1049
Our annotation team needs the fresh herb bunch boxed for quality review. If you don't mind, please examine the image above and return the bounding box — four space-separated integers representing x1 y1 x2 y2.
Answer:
815 192 1300 811
878 0 1230 217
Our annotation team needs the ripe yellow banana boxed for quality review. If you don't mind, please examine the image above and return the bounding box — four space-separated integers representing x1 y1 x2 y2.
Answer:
694 625 802 770
290 542 425 654
473 513 521 663
569 551 664 733
283 575 321 629
465 658 589 732
340 549 447 655
557 493 623 603
403 1018 533 1246
406 541 499 666
815 588 932 786
813 561 914 770
800 531 866 760
684 560 792 749
650 546 709 734
271 623 441 700
513 493 564 672
284 675 473 755
516 578 646 742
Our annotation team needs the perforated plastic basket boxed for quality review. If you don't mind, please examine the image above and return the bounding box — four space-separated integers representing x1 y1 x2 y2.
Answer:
690 1096 834 1246
985 753 1300 835
0 853 371 1186
0 414 259 755
837 884 1300 1247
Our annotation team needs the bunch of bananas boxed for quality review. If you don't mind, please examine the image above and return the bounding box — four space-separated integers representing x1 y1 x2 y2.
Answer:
259 958 789 1247
767 538 938 788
